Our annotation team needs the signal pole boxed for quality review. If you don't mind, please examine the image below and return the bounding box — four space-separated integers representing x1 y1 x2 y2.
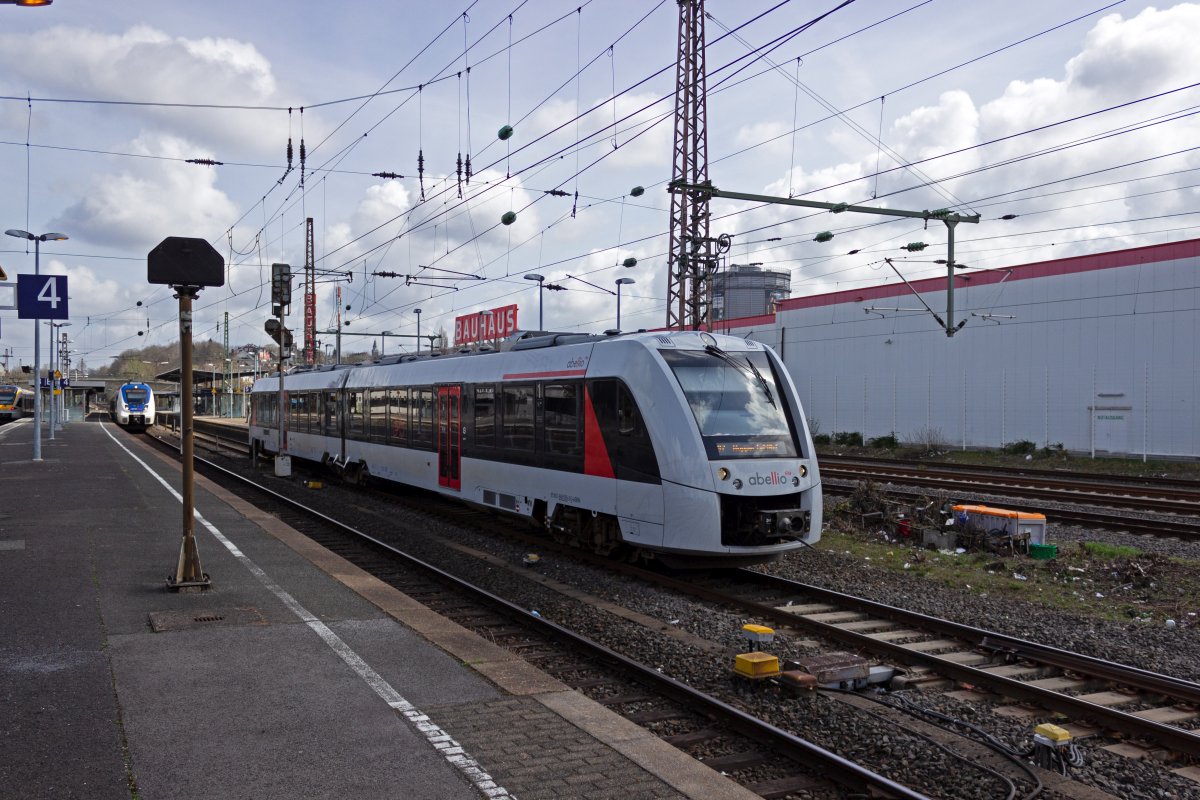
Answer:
147 236 225 592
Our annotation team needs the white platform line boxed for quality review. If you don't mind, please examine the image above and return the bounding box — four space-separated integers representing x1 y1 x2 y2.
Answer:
101 422 515 799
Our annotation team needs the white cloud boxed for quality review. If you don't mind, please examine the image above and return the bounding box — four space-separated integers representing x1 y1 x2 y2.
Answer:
0 24 295 153
50 132 237 251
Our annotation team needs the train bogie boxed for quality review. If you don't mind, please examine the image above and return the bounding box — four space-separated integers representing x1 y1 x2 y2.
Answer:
249 330 822 566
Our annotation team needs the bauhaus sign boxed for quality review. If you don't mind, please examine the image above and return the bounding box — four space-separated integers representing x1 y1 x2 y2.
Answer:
454 304 518 345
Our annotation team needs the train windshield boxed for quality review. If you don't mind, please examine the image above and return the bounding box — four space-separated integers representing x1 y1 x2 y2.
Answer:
123 387 149 403
662 348 798 459
0 389 16 404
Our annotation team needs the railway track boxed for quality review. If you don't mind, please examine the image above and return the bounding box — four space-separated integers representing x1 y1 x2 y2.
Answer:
820 459 1200 517
635 567 1200 759
135 422 1200 795
139 427 927 800
819 456 1200 541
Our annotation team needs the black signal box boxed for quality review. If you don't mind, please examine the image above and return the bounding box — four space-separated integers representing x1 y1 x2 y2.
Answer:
148 236 225 288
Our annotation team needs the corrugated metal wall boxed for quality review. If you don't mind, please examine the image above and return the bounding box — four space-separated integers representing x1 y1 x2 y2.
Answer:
726 241 1200 458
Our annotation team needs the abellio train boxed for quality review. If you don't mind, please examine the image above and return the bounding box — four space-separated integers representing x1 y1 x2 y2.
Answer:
109 382 155 431
249 330 822 567
0 384 33 422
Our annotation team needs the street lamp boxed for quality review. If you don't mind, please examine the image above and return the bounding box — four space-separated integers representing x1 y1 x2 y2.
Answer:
413 308 422 353
5 229 67 461
524 273 545 330
48 322 70 431
479 309 493 349
615 277 635 331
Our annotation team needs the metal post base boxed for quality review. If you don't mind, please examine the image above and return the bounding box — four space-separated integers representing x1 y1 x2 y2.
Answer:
166 573 212 593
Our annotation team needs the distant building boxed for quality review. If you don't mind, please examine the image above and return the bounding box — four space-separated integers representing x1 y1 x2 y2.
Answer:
721 238 1200 459
712 263 791 321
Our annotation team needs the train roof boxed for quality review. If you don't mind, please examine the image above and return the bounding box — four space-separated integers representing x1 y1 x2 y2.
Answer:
251 329 770 392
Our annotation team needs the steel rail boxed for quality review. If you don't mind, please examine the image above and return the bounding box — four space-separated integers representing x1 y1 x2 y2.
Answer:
638 567 1200 757
158 442 931 800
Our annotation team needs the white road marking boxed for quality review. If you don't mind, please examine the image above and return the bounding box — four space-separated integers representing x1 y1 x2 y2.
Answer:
100 422 515 799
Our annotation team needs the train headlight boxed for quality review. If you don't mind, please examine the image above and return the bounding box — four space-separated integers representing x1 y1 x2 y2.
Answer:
717 467 730 481
791 476 800 487
732 479 743 490
799 464 808 477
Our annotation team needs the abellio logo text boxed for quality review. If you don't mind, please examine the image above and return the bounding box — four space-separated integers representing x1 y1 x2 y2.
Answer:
748 471 792 486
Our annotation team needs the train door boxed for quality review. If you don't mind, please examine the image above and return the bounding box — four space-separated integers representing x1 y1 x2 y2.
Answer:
437 385 461 490
323 390 344 462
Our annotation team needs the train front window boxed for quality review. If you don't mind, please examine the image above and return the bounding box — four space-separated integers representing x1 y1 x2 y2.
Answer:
662 349 797 459
0 390 15 405
124 388 149 403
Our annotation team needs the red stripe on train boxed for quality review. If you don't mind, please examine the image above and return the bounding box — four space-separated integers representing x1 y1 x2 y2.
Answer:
583 386 614 479
501 368 588 380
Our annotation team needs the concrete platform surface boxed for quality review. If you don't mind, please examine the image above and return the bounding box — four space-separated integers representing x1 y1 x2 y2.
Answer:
0 417 755 799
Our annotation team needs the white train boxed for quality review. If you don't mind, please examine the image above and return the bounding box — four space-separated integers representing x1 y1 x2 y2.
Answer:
109 382 155 431
0 384 32 422
249 330 822 567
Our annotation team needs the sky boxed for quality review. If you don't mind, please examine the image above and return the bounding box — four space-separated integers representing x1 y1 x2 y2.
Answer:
1 0 1198 372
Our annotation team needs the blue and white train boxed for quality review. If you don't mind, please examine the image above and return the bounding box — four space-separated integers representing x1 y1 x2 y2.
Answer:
249 330 822 567
109 382 155 431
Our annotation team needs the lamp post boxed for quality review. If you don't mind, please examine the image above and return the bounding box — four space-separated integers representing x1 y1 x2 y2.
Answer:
414 308 422 353
524 273 545 330
206 362 216 415
5 229 68 461
48 321 71 434
479 309 493 348
615 277 635 331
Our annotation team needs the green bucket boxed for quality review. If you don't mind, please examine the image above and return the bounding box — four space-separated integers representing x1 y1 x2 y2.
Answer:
1029 543 1058 560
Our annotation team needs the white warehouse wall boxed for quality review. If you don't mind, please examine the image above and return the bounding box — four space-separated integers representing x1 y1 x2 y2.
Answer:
724 239 1200 459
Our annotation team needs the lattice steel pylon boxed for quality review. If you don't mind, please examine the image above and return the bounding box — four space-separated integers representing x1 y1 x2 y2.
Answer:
666 0 714 331
304 217 316 365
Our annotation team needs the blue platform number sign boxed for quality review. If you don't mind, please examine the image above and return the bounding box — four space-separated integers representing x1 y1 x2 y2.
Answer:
17 274 69 320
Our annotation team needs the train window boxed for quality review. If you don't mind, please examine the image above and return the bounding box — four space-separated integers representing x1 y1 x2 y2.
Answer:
346 390 366 440
501 384 535 451
301 392 315 433
411 387 434 447
474 385 496 447
389 388 409 444
288 393 301 432
660 349 797 459
617 383 640 437
369 389 389 440
587 379 660 481
544 383 581 455
323 391 340 437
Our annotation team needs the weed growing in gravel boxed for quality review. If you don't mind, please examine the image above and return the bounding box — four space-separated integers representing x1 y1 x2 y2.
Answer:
1082 541 1143 559
810 531 1200 624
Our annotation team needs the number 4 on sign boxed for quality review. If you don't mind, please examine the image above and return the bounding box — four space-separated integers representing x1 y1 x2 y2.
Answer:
16 274 69 320
38 278 61 308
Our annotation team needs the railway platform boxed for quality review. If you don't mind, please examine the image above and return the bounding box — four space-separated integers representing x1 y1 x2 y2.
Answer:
0 417 755 800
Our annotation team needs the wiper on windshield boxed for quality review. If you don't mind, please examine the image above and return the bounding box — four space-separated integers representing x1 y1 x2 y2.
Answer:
744 357 776 409
704 344 776 408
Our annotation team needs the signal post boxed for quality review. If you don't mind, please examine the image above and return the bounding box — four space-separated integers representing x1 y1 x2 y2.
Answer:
147 236 224 592
266 263 293 476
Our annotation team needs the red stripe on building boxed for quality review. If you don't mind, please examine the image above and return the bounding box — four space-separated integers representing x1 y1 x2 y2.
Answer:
501 368 588 380
780 238 1200 313
582 387 615 479
711 237 1200 327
